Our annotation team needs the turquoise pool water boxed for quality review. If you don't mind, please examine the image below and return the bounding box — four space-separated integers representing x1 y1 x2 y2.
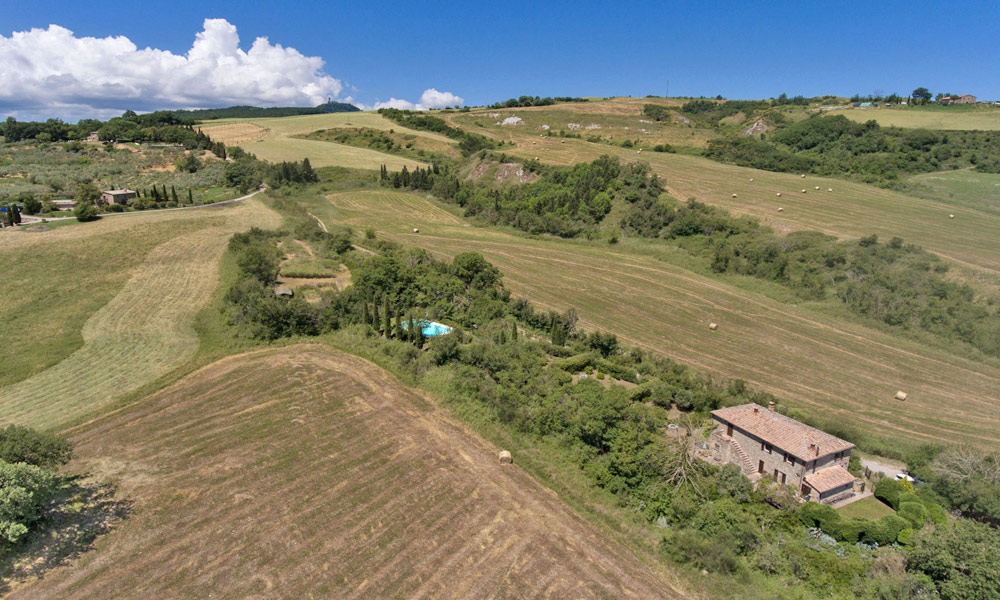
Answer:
403 321 453 337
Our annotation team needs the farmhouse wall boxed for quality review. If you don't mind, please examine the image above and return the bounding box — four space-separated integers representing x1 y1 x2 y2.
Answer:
710 416 850 494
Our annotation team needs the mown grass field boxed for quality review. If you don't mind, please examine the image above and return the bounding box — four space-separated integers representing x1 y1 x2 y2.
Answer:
200 112 456 170
836 496 896 520
0 197 281 429
315 189 1000 449
0 219 213 389
9 345 687 600
835 105 1000 130
907 169 1000 216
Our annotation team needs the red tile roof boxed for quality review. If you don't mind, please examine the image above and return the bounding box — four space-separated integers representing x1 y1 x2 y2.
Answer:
711 404 854 461
804 465 856 494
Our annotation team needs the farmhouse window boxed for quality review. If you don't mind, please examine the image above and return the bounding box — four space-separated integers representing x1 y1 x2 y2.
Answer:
780 472 786 485
758 460 764 473
727 424 733 437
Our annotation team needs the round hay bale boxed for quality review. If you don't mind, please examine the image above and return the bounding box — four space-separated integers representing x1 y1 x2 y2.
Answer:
749 178 754 182
801 189 807 193
498 450 513 464
777 207 784 212
894 391 908 401
732 193 738 198
532 141 536 144
827 188 833 192
801 174 806 178
776 192 782 197
949 214 955 219
814 186 820 190
708 322 718 330
412 228 420 233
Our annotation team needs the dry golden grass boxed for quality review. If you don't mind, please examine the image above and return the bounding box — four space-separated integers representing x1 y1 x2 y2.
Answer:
9 345 688 600
0 198 281 429
198 122 268 144
318 189 1000 448
199 112 458 170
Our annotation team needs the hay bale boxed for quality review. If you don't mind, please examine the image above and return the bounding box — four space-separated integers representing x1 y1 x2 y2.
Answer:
895 391 908 401
801 174 806 178
778 207 784 212
413 228 420 233
708 322 718 330
827 188 833 192
498 450 513 464
749 178 754 182
801 189 807 193
814 186 820 190
949 214 955 219
732 193 738 198
776 192 782 197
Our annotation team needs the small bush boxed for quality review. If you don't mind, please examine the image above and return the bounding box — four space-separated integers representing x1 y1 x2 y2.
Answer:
898 501 928 527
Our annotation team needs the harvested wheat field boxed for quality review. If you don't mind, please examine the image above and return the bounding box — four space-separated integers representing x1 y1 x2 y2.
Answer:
11 345 687 600
317 189 1000 448
0 198 281 429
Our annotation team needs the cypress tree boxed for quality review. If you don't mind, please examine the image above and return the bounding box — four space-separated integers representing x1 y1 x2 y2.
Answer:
394 309 402 339
499 329 507 345
408 316 417 343
301 158 316 182
416 325 426 348
187 189 193 204
162 185 168 199
170 186 178 204
511 320 518 342
371 297 379 329
362 301 371 328
13 203 20 224
383 295 391 338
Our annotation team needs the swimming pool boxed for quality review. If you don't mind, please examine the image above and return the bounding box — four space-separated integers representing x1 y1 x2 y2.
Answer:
403 321 453 337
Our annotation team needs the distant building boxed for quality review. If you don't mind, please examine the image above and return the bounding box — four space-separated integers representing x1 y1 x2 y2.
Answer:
51 200 77 211
86 131 100 143
100 189 137 206
954 94 977 104
709 402 858 504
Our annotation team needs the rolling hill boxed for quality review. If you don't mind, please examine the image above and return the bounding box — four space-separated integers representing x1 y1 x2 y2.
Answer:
8 345 688 600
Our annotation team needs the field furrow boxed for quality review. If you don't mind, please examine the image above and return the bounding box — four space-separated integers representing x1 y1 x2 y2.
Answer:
10 346 688 599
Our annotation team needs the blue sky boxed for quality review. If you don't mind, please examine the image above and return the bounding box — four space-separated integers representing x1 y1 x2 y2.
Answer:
3 0 999 119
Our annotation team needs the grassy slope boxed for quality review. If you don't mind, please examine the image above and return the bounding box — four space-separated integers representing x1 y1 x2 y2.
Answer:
907 168 1000 216
10 345 688 600
474 125 1000 278
836 496 896 520
314 189 1000 448
0 199 281 430
200 112 455 170
836 105 1000 130
0 220 210 388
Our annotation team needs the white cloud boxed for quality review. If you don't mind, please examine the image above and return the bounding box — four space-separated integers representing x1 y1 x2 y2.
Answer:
373 88 464 111
0 19 348 120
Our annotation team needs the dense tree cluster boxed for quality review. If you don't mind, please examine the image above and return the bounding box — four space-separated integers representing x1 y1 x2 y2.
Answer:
488 96 588 108
706 114 1000 184
172 101 359 120
377 108 498 155
2 111 226 152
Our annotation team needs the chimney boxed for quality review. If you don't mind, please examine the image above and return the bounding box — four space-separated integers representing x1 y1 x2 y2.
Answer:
752 406 759 414
768 401 775 412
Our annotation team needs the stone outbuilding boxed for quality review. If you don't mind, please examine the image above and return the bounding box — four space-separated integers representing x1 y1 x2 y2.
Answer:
709 402 857 504
100 189 137 206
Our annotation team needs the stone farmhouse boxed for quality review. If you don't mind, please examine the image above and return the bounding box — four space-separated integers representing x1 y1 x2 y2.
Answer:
100 189 137 206
709 402 859 504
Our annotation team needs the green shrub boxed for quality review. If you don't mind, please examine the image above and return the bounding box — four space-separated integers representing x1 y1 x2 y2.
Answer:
0 425 73 468
661 528 742 574
898 501 929 527
0 460 57 545
875 478 906 509
896 527 914 545
834 518 868 543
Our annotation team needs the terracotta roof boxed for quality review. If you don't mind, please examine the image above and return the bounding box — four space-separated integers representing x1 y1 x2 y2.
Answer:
804 465 856 494
711 403 854 460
